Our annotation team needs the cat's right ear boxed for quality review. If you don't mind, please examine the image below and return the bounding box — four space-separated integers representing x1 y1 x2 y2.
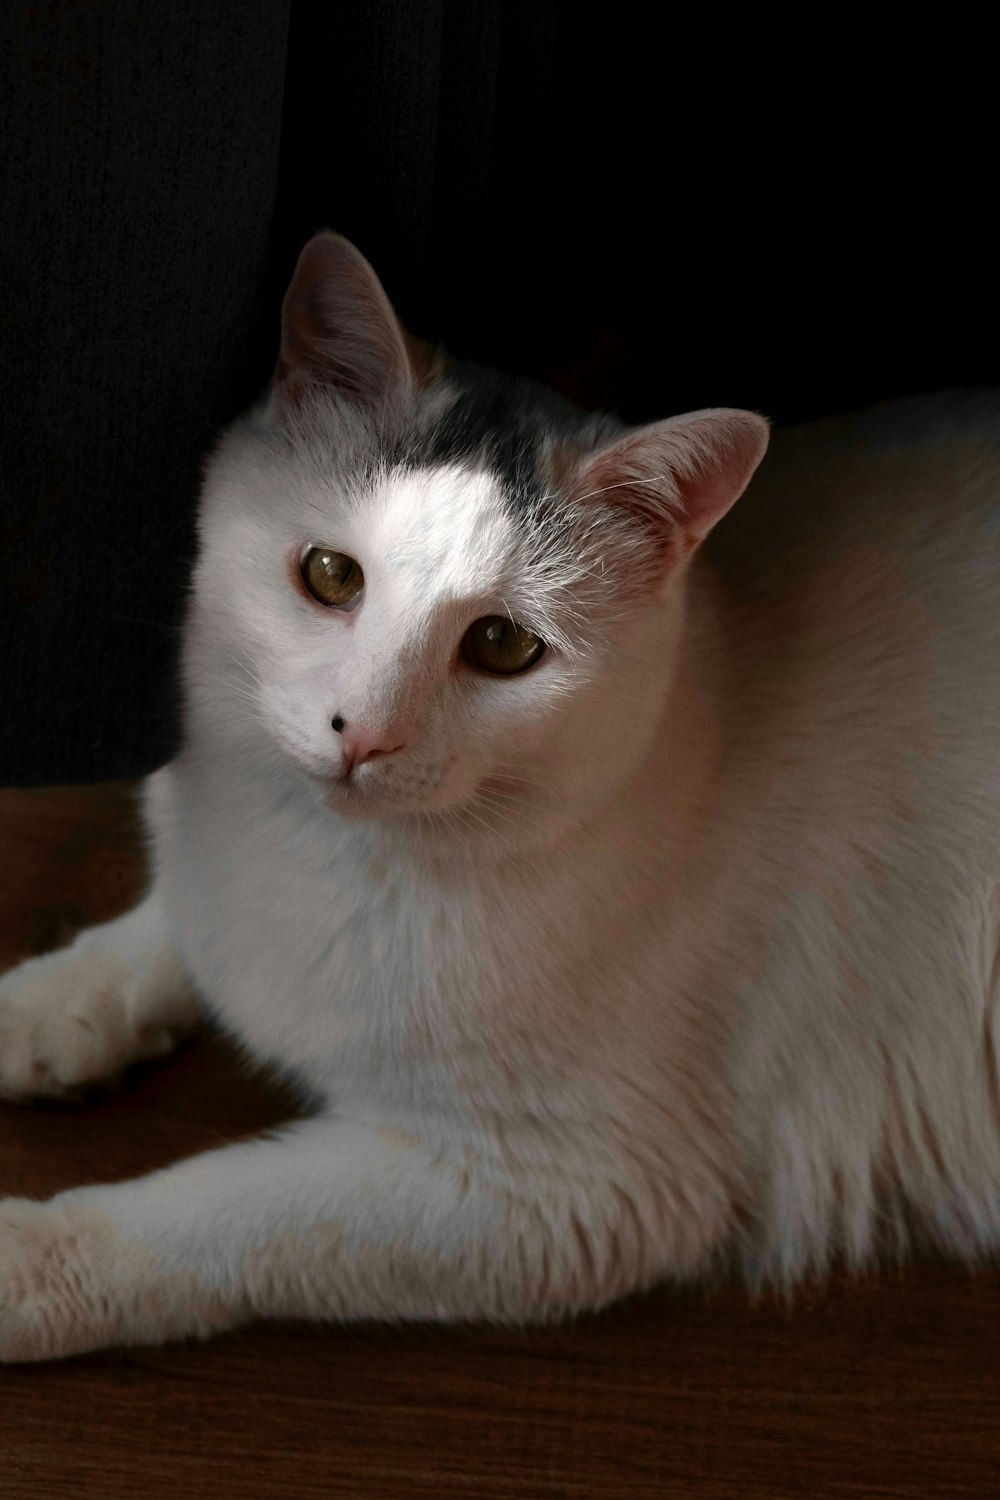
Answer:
271 234 415 415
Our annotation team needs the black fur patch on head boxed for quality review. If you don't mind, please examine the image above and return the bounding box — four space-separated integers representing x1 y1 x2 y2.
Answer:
416 361 602 511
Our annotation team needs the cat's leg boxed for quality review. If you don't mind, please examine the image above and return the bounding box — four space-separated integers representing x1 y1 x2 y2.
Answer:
0 888 201 1101
0 1116 666 1360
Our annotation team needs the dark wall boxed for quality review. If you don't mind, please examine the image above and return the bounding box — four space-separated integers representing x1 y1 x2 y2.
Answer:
2 2 995 785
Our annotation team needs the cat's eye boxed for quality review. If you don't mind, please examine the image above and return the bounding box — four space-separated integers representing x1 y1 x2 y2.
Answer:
300 547 364 607
461 616 545 675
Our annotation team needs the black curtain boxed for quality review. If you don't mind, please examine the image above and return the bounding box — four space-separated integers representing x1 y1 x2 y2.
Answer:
2 2 995 785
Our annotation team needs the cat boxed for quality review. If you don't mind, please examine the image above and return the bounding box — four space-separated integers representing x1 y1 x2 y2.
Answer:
1 233 998 1362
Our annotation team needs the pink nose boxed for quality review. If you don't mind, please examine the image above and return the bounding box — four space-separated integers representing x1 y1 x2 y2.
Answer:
338 725 406 775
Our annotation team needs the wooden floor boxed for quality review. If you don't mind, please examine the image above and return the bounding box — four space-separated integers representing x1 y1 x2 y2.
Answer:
2 785 999 1498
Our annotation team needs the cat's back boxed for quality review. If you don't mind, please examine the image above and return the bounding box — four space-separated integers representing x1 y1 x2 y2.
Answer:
705 389 1000 765
708 388 1000 598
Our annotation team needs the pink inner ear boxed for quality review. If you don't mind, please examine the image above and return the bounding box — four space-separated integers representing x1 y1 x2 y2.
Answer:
574 408 770 559
274 234 413 411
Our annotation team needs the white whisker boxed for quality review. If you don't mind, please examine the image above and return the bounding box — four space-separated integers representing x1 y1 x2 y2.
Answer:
535 473 670 507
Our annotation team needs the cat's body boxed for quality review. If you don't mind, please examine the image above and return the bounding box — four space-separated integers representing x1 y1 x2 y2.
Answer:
1 236 998 1359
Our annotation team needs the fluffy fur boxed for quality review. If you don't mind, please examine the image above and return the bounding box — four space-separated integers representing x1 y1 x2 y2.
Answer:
1 235 998 1360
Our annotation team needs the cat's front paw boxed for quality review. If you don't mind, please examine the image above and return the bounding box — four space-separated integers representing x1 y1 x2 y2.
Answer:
0 1192 237 1361
0 1197 120 1361
0 947 198 1102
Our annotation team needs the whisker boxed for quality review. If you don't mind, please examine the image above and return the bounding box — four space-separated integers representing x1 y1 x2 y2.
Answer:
535 474 670 507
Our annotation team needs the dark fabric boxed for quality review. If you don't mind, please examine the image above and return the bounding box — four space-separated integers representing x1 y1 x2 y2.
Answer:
1 0 291 784
2 3 996 785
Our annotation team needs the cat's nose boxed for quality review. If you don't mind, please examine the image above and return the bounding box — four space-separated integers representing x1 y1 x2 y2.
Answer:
332 717 406 775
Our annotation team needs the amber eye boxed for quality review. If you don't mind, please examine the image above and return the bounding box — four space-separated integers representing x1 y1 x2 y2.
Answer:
301 547 364 607
461 616 545 675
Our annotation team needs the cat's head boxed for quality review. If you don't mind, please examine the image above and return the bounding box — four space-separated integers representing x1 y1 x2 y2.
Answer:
190 234 768 841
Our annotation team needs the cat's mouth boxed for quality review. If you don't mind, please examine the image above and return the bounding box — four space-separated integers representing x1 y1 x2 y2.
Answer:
304 764 561 850
300 753 538 829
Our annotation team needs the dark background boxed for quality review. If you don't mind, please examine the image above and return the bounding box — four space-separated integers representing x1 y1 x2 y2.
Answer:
1 1 995 785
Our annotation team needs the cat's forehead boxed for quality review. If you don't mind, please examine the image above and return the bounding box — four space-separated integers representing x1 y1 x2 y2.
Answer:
365 463 516 593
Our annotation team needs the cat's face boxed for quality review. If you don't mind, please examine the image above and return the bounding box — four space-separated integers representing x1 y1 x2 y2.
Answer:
195 414 677 829
188 235 769 838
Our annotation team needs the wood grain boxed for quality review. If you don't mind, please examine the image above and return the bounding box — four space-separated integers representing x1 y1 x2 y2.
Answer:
1 784 999 1498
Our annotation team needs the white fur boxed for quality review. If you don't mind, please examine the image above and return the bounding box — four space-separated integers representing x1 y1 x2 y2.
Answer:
1 389 998 1360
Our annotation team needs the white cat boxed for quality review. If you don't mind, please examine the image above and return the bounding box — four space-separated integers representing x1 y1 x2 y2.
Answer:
1 234 998 1361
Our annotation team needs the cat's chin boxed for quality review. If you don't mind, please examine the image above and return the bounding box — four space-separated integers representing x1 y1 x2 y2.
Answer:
307 771 453 824
298 760 544 836
314 778 413 822
311 774 514 836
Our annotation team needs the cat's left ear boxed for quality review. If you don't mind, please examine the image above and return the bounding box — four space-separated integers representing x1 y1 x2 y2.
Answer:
574 408 770 562
271 233 418 414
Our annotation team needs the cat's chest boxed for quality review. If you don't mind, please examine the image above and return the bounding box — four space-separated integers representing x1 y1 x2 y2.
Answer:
155 763 609 1100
